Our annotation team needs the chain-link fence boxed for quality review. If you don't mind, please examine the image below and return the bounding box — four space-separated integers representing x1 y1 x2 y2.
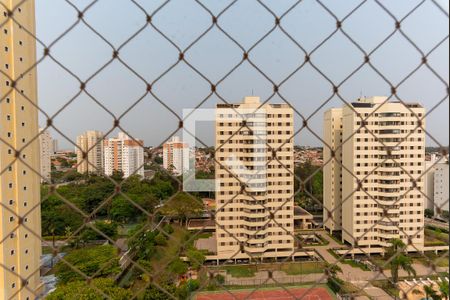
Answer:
0 0 449 299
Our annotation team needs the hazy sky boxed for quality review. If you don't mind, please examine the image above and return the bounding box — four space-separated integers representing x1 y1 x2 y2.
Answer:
34 0 449 149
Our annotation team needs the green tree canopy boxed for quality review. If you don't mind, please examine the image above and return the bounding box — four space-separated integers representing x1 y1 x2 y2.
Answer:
186 249 206 271
160 193 204 224
47 278 132 300
55 245 120 284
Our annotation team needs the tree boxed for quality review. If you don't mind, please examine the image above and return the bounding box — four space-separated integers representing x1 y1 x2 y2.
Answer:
41 191 84 236
160 193 204 225
168 258 188 276
425 208 435 218
110 195 138 223
111 170 125 182
80 221 119 242
176 280 200 300
47 278 131 300
326 264 343 293
154 233 167 246
387 239 416 283
55 245 120 284
422 285 439 300
143 283 176 300
186 249 206 270
127 223 159 261
439 280 449 300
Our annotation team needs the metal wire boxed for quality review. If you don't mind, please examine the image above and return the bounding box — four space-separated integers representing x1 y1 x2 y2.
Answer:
0 0 448 299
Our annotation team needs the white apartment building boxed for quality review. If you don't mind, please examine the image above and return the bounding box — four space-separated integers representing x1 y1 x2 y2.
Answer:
39 128 52 182
215 97 295 261
0 0 43 298
434 162 449 218
324 97 426 251
76 131 104 174
104 132 145 178
163 136 189 176
424 154 449 217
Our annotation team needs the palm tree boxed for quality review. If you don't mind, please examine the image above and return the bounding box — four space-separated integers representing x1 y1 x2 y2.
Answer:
423 285 439 300
327 264 342 277
387 239 416 283
438 280 449 300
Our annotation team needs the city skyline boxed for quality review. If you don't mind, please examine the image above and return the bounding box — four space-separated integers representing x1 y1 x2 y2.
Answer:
0 1 448 299
34 0 449 149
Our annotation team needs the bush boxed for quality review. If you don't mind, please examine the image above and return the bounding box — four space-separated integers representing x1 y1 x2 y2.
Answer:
154 233 167 246
186 249 206 270
55 245 120 284
163 223 174 234
81 221 119 241
327 277 344 293
169 258 188 276
47 278 131 300
215 274 225 285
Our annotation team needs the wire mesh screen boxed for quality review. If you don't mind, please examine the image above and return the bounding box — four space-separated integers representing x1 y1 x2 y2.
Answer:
0 0 449 299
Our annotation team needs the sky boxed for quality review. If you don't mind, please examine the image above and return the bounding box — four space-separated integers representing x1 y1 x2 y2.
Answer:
34 0 449 149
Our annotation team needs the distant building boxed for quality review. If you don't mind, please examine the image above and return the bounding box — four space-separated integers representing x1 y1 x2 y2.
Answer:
324 97 426 251
76 131 104 174
163 136 189 176
434 161 449 218
39 129 53 182
104 132 145 178
424 155 449 218
52 139 59 154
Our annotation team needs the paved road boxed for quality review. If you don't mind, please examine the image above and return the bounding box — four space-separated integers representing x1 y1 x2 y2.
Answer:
353 281 393 300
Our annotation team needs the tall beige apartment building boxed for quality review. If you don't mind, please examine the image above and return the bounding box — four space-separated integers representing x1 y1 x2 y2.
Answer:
0 0 43 298
215 97 295 261
324 97 425 251
76 131 104 174
39 128 52 182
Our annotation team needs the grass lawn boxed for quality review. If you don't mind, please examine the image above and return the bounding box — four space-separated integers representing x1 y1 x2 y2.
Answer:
280 262 326 275
415 252 449 268
222 265 257 278
370 256 391 270
343 259 370 271
425 228 449 246
194 232 213 240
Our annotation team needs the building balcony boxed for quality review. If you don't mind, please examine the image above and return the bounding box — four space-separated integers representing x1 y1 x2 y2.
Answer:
378 221 399 227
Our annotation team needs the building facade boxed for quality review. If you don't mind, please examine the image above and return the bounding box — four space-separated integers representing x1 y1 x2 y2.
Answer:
215 97 295 261
76 131 104 174
434 162 449 218
0 0 43 298
104 132 144 178
323 109 343 233
39 129 52 182
52 139 58 154
163 136 189 176
324 97 426 251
